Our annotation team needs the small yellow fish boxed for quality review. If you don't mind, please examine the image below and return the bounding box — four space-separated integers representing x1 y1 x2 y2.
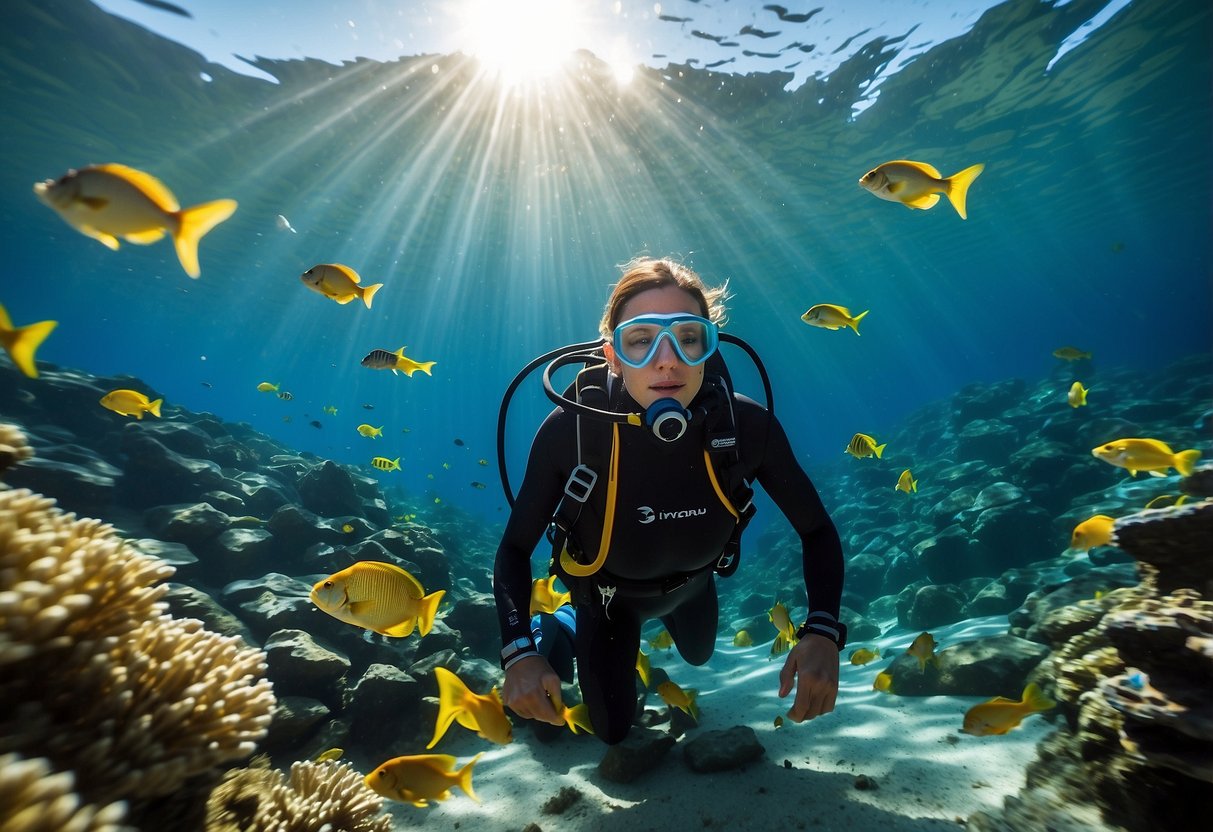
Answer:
561 702 595 735
357 424 384 439
300 263 382 309
312 747 344 763
529 575 572 616
428 667 513 748
733 630 754 647
858 159 984 219
478 458 489 466
0 303 57 379
773 715 784 728
1091 438 1201 478
907 632 939 671
656 680 699 721
846 432 886 459
341 523 355 534
1053 346 1092 361
896 469 918 494
768 601 797 643
310 561 444 637
1070 514 1115 551
1067 381 1089 408
371 456 401 472
648 630 674 651
1144 494 1188 509
364 753 481 807
961 683 1056 736
442 462 451 470
769 631 792 658
849 647 881 666
635 650 651 688
873 671 895 693
322 405 338 415
361 347 437 377
256 381 280 392
100 389 162 420
33 163 237 278
801 303 869 335
427 473 435 479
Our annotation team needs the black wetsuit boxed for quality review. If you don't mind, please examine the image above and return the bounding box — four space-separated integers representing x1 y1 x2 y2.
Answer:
493 379 844 744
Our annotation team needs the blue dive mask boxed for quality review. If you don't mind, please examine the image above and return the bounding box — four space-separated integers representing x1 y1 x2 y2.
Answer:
611 312 719 369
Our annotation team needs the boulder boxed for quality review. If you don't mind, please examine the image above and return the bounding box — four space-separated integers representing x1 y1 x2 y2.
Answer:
683 725 765 773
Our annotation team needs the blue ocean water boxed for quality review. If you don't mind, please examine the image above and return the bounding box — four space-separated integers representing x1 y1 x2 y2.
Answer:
4 0 1209 534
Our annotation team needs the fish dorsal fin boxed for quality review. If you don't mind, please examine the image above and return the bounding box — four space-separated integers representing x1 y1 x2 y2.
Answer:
374 560 425 598
890 159 942 178
96 163 181 212
333 263 361 284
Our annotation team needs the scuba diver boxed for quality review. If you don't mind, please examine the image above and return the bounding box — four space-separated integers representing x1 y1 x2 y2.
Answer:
493 257 844 745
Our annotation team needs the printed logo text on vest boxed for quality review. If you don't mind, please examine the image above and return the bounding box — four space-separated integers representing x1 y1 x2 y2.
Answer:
636 505 707 524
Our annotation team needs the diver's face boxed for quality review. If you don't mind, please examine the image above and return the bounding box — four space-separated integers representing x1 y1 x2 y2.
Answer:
604 286 706 410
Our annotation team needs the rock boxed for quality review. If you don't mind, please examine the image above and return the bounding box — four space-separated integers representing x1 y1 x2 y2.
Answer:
845 552 886 598
683 725 765 773
344 663 423 741
201 527 279 582
1114 499 1213 595
443 594 501 662
263 696 331 749
118 431 227 508
238 590 319 642
3 454 119 516
950 378 1026 428
228 472 295 516
916 525 991 584
163 583 257 645
133 421 212 458
901 583 968 630
297 460 363 518
143 501 230 545
263 629 351 703
956 419 1020 462
597 727 676 783
883 634 1050 697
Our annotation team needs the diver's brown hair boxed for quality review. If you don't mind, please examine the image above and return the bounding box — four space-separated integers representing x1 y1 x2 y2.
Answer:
598 257 729 338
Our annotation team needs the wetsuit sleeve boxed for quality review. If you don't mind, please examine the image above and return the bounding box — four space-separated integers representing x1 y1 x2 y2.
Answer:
745 403 845 620
493 408 571 649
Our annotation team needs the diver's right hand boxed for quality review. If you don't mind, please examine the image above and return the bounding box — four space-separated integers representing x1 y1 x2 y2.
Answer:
502 654 566 726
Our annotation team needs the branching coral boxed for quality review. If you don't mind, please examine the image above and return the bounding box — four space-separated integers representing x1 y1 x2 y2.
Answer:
0 753 131 832
205 759 392 832
0 422 33 473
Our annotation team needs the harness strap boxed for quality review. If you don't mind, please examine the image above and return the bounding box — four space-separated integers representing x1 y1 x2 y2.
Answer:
560 422 620 577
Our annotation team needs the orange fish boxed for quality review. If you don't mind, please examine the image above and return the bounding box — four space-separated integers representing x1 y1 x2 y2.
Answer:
961 683 1055 736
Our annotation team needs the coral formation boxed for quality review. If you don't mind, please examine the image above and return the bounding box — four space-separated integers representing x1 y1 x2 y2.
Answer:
0 753 130 832
0 422 32 473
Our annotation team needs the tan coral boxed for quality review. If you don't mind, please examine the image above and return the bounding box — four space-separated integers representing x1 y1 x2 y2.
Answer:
0 753 131 832
206 760 392 832
0 422 33 473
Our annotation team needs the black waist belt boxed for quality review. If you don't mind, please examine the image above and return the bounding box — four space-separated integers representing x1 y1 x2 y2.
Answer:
596 564 713 598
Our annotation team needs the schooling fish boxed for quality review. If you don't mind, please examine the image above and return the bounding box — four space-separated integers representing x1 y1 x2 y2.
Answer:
801 303 869 335
310 561 445 637
656 680 700 721
33 163 236 278
0 303 56 378
1070 514 1115 551
849 647 881 666
428 667 512 748
357 424 384 438
364 753 481 807
371 456 401 472
858 160 984 219
768 601 797 642
846 432 886 459
961 683 1055 736
873 671 895 693
311 747 344 763
906 632 940 671
470 481 487 489
635 650 652 688
895 469 918 494
529 575 572 616
1144 494 1188 509
322 405 338 415
256 381 279 392
733 630 754 647
1053 346 1092 361
561 702 594 735
100 389 162 420
648 630 674 651
1091 438 1201 478
276 390 293 401
1067 381 1089 408
361 347 437 377
300 263 382 309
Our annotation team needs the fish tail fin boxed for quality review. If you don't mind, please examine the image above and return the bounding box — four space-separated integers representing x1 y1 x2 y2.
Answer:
565 703 595 735
874 443 887 459
417 589 446 636
687 689 700 722
1022 682 1056 713
944 163 984 219
849 309 869 335
910 477 918 492
392 457 401 470
361 283 384 309
2 316 58 378
418 361 437 376
1175 449 1201 477
173 198 237 278
148 398 163 418
428 667 469 749
457 754 482 803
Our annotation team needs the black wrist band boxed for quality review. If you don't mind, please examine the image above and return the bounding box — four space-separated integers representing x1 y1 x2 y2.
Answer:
796 617 847 651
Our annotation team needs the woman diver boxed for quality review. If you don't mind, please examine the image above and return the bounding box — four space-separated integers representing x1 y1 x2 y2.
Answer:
492 257 845 745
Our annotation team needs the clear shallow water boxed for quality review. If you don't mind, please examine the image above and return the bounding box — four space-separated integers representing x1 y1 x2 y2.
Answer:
2 0 1209 522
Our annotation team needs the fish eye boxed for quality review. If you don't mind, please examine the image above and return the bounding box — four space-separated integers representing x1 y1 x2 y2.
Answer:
324 580 333 588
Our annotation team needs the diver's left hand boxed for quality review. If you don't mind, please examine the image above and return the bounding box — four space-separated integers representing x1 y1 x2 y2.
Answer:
777 633 840 722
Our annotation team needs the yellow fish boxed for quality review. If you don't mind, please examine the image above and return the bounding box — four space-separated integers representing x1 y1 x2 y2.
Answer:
561 702 595 735
364 753 481 807
846 432 886 459
896 469 918 494
859 159 984 219
442 462 452 470
656 680 699 721
1053 346 1092 361
1067 382 1089 408
849 647 881 666
341 523 355 534
907 632 940 671
256 381 280 392
428 667 512 748
1144 494 1188 509
961 683 1056 736
768 601 797 642
361 347 437 377
873 671 895 693
773 715 784 728
310 561 444 637
100 389 162 420
322 405 338 415
311 747 344 763
769 631 792 658
0 303 57 379
33 163 237 278
478 458 489 466
371 456 401 472
357 424 384 438
300 263 382 309
801 303 869 335
529 575 572 616
1070 514 1115 551
1091 438 1201 478
635 650 651 688
733 630 754 647
648 630 674 651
